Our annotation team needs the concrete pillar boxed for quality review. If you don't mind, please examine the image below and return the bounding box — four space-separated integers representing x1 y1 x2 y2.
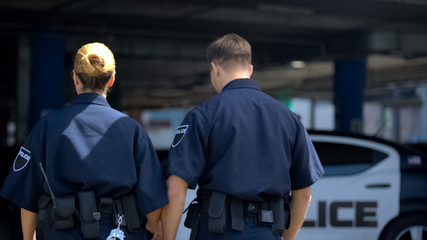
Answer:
29 33 65 129
334 58 366 133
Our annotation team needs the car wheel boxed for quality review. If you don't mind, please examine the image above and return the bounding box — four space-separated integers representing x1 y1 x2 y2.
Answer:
380 214 427 240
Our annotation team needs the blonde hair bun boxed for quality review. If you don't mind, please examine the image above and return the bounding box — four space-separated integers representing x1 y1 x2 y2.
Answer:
74 42 115 77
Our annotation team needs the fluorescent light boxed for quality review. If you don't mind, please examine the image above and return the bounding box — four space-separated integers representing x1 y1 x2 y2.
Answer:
290 60 306 69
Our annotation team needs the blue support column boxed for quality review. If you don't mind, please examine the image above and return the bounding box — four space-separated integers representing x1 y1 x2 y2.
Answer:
334 58 366 133
419 85 427 141
29 33 65 129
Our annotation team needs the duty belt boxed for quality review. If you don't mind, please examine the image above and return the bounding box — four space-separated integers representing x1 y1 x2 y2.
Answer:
198 197 261 215
184 191 290 239
36 192 144 240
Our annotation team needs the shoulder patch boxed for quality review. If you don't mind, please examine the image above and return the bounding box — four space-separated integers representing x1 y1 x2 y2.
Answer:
172 125 189 148
13 147 31 172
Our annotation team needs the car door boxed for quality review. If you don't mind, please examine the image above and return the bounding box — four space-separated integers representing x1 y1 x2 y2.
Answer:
298 134 401 240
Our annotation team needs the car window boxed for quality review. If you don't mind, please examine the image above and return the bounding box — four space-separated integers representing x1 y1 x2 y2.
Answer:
312 142 389 176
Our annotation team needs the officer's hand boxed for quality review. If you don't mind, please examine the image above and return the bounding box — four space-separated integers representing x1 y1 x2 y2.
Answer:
151 231 162 240
146 220 162 240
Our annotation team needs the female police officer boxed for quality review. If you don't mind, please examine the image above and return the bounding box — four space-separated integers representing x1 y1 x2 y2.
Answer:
0 42 168 240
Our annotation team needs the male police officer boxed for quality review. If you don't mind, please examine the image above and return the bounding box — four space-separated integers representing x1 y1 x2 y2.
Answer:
162 34 324 240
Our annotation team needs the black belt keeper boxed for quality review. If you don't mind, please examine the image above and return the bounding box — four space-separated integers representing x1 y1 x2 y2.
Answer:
78 191 100 239
99 197 113 216
230 198 244 231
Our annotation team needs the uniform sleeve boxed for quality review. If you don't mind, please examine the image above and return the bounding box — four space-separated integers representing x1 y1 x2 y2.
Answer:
290 122 324 190
168 109 209 189
0 126 45 212
134 126 168 215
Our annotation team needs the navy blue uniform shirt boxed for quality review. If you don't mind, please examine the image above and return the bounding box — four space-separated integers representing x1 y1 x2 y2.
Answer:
1 93 168 215
168 79 324 201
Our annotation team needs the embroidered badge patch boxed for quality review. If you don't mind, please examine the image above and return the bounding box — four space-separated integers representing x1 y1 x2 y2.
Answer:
13 147 31 172
172 125 189 148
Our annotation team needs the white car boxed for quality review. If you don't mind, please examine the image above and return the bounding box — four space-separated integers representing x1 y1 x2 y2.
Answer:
169 131 427 240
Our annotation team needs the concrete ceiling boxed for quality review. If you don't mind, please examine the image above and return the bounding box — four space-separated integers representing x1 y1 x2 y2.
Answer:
1 0 427 109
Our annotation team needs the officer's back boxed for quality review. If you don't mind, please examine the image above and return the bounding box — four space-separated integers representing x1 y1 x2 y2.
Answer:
194 78 305 201
0 42 168 240
162 34 324 240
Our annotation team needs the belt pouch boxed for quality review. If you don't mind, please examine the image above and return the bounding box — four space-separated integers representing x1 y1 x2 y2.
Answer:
52 196 76 230
37 193 53 240
78 191 100 239
121 195 140 232
270 198 285 237
208 192 227 234
184 200 200 229
52 195 75 230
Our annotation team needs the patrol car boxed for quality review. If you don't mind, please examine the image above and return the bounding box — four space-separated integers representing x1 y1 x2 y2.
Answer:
301 131 427 240
174 131 427 240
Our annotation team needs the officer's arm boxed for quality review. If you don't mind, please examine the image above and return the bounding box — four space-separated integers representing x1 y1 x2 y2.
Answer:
21 208 37 240
161 175 188 240
283 186 312 240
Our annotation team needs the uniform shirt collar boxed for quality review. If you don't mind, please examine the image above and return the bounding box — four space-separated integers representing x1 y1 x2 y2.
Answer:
221 78 261 92
73 93 111 107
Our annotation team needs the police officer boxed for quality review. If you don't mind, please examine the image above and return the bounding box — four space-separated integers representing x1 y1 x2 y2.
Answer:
161 34 324 240
0 43 168 240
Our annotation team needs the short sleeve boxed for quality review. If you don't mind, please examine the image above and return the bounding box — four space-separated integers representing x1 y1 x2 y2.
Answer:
290 122 324 190
0 126 45 212
168 109 209 189
134 126 168 215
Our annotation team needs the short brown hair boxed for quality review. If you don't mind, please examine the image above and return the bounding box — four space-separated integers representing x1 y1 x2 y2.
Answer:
206 33 251 70
73 42 115 91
